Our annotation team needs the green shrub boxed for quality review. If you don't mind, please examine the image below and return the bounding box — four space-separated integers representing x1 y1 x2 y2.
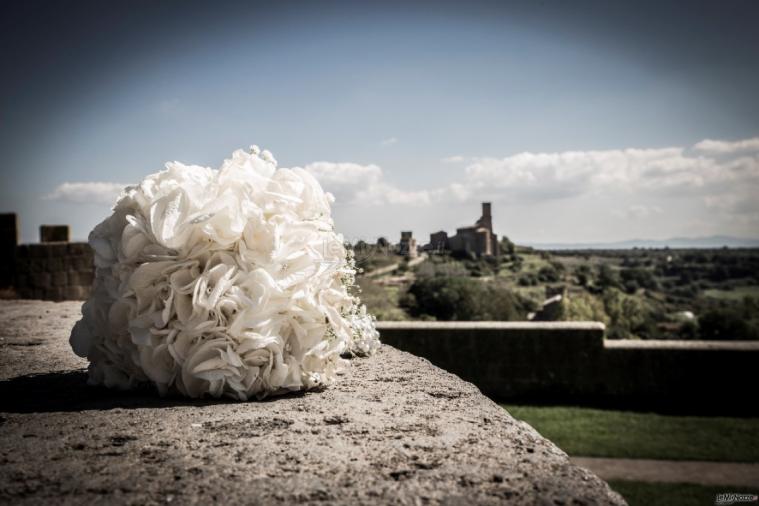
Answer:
564 293 609 324
602 288 657 339
403 276 529 321
538 265 560 282
699 307 759 340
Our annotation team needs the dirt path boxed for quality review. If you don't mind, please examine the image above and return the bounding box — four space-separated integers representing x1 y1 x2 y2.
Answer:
573 457 759 487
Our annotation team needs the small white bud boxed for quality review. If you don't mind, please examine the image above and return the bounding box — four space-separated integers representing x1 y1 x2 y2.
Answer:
261 149 276 165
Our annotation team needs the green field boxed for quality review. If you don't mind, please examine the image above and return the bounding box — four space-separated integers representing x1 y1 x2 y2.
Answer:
503 405 759 462
702 285 759 301
504 405 759 505
608 481 759 506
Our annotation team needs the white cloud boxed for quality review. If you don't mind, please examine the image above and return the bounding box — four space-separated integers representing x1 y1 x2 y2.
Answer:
43 137 759 238
44 182 126 205
693 137 759 154
303 138 759 222
299 161 432 206
454 140 759 204
380 137 398 147
460 147 703 198
613 204 664 219
441 155 465 163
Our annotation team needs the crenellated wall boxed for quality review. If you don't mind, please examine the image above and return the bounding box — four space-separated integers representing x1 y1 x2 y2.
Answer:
13 242 94 301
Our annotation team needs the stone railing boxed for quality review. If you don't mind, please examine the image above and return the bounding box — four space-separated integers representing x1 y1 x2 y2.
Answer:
377 321 759 414
14 242 94 301
0 300 625 505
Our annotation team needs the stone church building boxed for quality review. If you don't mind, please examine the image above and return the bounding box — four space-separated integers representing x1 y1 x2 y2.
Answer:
426 202 499 257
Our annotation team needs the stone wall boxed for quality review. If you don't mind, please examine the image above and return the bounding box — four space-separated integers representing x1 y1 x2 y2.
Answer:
14 242 94 301
377 321 759 414
39 224 70 242
0 213 17 288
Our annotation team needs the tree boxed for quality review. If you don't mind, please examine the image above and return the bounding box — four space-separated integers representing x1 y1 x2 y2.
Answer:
499 236 515 256
602 288 653 339
538 265 560 282
698 308 759 340
597 264 619 289
564 293 609 324
574 265 592 286
620 268 658 292
402 276 528 321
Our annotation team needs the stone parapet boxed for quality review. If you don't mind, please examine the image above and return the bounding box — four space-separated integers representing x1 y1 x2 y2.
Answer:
0 300 625 505
378 321 759 414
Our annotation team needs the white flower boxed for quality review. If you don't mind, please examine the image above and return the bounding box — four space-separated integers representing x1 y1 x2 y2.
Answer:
70 146 380 400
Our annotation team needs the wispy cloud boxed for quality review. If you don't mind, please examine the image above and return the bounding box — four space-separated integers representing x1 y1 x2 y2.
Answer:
454 139 759 215
44 182 126 205
441 155 465 163
44 137 759 231
380 137 398 147
693 137 759 155
613 204 664 220
300 161 432 206
303 137 759 227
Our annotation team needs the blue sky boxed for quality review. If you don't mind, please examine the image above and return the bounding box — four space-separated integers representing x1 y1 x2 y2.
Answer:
2 0 758 244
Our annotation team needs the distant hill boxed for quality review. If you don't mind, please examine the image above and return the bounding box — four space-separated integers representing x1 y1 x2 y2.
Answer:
525 235 759 250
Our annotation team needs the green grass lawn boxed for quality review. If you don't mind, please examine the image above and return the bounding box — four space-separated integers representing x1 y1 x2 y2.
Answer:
608 481 759 506
503 405 759 462
702 285 759 301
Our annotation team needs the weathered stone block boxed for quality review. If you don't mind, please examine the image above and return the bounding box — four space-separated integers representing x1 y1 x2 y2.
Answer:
45 243 69 258
72 257 94 271
69 271 94 286
46 257 64 272
29 244 49 258
40 225 70 243
46 286 65 301
51 271 68 286
14 273 29 288
28 259 44 273
31 272 51 288
13 256 29 270
67 242 92 255
64 285 88 300
0 215 18 272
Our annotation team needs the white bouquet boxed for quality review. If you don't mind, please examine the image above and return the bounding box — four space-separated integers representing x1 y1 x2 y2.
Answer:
70 146 380 400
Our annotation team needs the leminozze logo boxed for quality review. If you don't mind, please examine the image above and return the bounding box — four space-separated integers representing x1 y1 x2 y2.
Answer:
715 493 759 505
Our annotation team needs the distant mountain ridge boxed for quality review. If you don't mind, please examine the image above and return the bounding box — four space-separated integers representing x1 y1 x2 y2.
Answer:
525 235 759 250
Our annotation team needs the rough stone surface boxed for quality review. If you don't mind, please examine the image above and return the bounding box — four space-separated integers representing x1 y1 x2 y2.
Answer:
0 300 625 505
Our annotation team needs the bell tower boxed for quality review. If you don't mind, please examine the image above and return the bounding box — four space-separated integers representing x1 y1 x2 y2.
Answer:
479 202 492 232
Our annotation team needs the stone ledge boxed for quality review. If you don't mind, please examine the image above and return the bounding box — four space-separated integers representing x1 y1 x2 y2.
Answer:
377 321 606 331
0 300 624 505
604 339 759 350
